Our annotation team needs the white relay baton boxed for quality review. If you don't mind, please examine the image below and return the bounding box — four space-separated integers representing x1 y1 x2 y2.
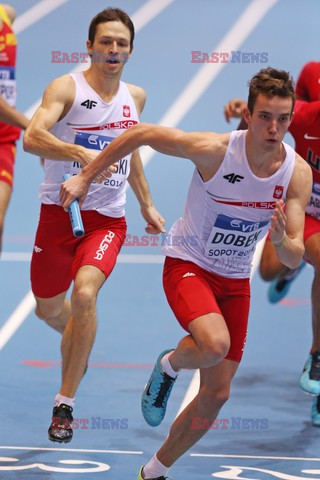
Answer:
63 174 85 237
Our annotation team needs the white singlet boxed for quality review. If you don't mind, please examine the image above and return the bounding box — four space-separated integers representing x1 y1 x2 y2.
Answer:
162 130 296 278
39 72 139 217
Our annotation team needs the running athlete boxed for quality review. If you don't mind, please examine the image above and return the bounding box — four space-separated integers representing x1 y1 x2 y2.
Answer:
0 3 30 254
60 68 312 479
23 8 165 444
224 61 320 427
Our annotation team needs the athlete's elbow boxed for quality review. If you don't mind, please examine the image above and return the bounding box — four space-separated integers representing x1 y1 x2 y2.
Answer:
23 129 37 153
134 122 156 145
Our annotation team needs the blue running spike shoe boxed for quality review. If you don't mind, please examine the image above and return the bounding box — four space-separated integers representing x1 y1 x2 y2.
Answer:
311 396 320 427
299 352 320 395
138 466 169 480
142 349 176 427
268 261 306 304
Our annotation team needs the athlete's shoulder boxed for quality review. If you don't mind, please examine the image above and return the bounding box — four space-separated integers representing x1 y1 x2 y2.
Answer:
294 152 312 177
43 74 76 105
46 74 75 92
125 83 146 114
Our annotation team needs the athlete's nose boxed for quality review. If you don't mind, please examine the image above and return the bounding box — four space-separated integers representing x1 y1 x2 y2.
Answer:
110 41 118 53
268 119 278 134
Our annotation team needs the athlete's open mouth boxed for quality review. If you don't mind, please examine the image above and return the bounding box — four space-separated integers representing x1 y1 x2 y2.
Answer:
105 55 119 64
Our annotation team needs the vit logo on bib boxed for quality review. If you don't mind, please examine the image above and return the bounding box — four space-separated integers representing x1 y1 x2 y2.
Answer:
75 131 113 150
205 213 269 259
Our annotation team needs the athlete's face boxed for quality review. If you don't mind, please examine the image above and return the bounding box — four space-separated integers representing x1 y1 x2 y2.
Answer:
244 94 293 149
87 21 132 77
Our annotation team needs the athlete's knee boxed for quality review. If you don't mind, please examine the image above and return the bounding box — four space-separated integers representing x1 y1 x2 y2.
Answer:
35 300 63 322
71 283 98 311
197 336 230 368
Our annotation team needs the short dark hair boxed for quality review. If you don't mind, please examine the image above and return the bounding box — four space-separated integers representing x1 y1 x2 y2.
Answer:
88 8 135 52
247 67 295 114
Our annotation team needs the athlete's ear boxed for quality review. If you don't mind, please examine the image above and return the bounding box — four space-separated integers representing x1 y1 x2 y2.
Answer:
242 107 251 126
287 110 294 128
86 40 93 58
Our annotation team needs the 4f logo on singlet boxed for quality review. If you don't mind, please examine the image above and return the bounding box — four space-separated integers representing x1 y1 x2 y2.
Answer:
81 99 97 109
223 173 244 184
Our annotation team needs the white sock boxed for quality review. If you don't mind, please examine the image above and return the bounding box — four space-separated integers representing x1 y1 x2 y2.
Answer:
161 351 178 378
54 393 75 408
143 455 169 479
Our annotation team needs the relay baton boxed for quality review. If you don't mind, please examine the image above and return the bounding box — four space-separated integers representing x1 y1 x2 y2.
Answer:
63 174 85 237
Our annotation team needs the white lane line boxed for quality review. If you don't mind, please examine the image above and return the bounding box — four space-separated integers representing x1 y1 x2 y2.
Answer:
1 252 164 264
191 453 320 461
117 254 164 264
0 445 142 455
0 291 36 351
176 370 200 417
174 0 279 419
13 0 71 34
130 0 175 31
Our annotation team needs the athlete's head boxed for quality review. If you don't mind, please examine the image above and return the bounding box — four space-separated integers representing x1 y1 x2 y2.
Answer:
244 68 295 147
247 67 295 115
88 8 135 53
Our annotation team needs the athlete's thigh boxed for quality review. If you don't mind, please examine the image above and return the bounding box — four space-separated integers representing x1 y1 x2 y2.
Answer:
73 264 107 296
304 215 320 268
259 237 284 280
31 205 75 298
0 142 15 192
218 277 250 363
163 257 222 333
71 218 126 282
0 180 11 220
305 233 320 268
34 290 68 317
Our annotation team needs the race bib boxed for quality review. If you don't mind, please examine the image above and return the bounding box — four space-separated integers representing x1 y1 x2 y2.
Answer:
205 213 269 260
0 67 16 106
306 182 320 219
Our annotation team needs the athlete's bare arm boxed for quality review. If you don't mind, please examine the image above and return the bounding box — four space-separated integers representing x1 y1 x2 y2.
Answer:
23 75 99 165
59 123 230 207
0 95 29 128
270 154 312 269
91 123 229 181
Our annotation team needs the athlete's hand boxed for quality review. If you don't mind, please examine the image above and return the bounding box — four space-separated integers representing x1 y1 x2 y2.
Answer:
269 200 287 245
60 173 90 209
141 205 166 234
95 164 118 183
80 148 117 177
224 98 247 122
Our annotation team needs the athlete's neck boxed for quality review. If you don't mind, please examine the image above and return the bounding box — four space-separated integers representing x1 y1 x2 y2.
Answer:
84 68 121 103
245 131 286 178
